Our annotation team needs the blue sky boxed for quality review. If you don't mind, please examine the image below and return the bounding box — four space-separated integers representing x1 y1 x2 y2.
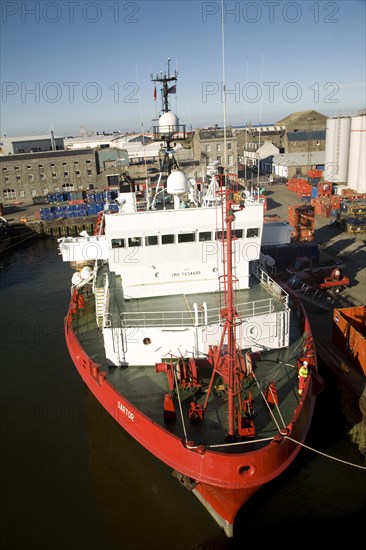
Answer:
1 0 365 136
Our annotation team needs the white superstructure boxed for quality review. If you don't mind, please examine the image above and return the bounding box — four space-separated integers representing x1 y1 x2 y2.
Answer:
59 187 263 299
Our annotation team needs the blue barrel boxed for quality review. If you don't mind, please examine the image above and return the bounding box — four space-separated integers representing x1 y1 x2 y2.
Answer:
47 193 55 204
312 186 318 198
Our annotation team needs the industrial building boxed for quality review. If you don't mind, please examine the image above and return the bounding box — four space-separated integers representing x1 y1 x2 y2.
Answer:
0 147 130 206
0 134 65 155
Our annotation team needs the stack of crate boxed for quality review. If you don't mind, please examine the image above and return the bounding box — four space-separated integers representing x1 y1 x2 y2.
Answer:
345 203 366 234
288 204 315 242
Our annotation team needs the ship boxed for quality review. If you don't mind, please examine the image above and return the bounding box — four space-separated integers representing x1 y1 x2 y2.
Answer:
58 65 322 537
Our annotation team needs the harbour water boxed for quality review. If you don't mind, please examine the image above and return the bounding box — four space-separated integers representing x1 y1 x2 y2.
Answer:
1 237 365 549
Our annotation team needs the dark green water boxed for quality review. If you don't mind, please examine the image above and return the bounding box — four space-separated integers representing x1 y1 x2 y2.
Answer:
0 238 365 550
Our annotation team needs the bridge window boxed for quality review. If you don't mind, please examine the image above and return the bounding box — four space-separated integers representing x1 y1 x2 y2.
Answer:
145 235 158 246
111 238 126 248
162 234 175 244
247 228 260 238
178 232 195 243
128 237 142 247
215 230 226 240
199 231 212 242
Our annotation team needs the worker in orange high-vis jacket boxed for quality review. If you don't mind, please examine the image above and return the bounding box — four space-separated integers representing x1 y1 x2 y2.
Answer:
298 361 309 395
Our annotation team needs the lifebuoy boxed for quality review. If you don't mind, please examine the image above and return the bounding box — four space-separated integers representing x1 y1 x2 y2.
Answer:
331 268 341 280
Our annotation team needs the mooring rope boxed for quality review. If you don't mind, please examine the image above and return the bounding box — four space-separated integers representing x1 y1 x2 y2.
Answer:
285 435 366 470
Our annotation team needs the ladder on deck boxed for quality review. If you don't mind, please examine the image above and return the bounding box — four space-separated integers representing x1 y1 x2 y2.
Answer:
95 287 105 327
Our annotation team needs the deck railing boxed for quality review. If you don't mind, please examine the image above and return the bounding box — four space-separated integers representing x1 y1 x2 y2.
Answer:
252 261 289 309
120 297 275 328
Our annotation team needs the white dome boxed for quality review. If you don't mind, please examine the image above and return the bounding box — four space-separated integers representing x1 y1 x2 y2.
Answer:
71 272 83 286
159 111 179 134
80 266 92 280
167 171 188 195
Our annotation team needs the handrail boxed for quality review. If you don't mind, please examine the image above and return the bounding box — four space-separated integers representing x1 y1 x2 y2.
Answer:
120 297 276 328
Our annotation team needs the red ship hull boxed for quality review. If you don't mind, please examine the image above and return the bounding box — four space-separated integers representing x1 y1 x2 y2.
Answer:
65 300 318 536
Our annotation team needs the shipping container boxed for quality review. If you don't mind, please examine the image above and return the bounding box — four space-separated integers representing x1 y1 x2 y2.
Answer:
333 306 366 376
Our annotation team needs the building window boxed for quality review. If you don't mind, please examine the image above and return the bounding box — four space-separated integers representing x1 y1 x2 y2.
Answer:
2 167 7 171
52 172 57 179
64 171 69 177
227 142 232 150
15 166 20 171
75 170 80 177
38 164 44 168
19 190 25 198
77 185 83 190
87 169 92 176
206 145 211 153
4 176 10 183
3 188 16 200
86 160 91 164
217 144 222 152
228 154 233 165
27 165 31 169
217 155 221 163
42 188 48 195
28 174 34 182
74 161 79 165
54 187 60 192
16 175 21 182
40 173 45 180
62 184 74 191
31 189 37 197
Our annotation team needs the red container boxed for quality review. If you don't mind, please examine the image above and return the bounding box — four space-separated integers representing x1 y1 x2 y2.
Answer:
308 169 323 179
333 306 366 376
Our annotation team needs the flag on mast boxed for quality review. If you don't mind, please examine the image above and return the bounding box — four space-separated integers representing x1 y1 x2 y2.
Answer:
168 85 176 94
153 85 157 101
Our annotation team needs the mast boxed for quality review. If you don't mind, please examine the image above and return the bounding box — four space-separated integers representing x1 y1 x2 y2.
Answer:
224 185 236 436
150 58 178 115
150 61 186 179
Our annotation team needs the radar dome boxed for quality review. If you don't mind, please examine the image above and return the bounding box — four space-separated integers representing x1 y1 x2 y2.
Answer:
167 171 188 195
159 112 179 134
80 266 92 280
72 272 83 286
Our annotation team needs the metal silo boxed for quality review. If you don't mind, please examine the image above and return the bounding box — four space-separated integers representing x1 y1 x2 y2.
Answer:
324 116 351 183
348 114 366 194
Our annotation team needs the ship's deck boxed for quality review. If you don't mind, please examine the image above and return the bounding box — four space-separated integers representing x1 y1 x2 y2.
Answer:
73 269 307 453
